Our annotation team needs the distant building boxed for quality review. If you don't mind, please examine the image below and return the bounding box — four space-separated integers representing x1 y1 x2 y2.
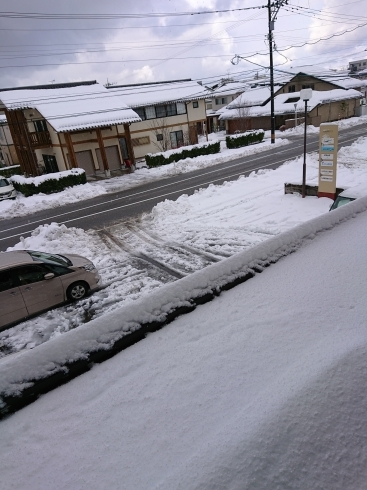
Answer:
349 59 367 73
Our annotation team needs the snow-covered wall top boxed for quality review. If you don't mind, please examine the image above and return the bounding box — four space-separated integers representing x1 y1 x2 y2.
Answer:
219 89 363 120
108 80 208 108
0 84 142 132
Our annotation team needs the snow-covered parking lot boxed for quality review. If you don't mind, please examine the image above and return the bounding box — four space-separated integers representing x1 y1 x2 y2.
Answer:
1 121 367 358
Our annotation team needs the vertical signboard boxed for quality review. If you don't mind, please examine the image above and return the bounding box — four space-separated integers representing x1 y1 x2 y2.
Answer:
318 123 338 199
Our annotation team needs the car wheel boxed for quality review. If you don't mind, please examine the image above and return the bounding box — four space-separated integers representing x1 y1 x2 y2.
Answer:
67 281 89 301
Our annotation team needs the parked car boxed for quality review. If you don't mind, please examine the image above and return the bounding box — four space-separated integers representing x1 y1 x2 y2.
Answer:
0 177 16 201
0 250 101 330
329 183 367 211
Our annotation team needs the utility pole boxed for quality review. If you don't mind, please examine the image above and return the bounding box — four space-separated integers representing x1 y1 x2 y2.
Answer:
267 0 288 144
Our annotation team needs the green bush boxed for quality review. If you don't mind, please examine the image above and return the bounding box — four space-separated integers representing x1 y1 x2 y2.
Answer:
226 130 265 149
0 165 22 178
10 169 87 197
146 141 221 168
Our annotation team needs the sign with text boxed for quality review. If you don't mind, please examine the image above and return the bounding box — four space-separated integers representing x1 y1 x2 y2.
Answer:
318 123 338 199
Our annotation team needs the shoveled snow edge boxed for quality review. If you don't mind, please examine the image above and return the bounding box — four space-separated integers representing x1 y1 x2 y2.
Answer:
1 196 367 414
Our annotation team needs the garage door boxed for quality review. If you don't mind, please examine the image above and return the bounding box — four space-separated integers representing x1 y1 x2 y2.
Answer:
74 150 95 175
96 145 121 171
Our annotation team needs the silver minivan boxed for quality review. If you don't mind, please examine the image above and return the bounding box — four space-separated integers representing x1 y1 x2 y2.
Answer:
0 250 101 330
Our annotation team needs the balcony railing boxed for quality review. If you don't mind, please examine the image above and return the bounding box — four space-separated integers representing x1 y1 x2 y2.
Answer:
29 131 52 147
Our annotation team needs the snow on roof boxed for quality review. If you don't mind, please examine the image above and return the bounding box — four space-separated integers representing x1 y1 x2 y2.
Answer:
108 80 208 108
219 88 362 120
0 84 141 132
208 81 249 97
226 85 282 109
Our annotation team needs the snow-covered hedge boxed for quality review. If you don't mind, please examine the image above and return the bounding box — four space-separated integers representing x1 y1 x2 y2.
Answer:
0 165 22 179
226 130 264 149
146 141 220 168
10 168 86 197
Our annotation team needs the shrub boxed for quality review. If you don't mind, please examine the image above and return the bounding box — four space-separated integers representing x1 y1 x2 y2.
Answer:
226 130 265 149
0 165 22 178
10 169 87 197
146 141 221 168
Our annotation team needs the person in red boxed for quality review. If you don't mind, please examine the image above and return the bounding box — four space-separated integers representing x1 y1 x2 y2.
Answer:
124 159 135 172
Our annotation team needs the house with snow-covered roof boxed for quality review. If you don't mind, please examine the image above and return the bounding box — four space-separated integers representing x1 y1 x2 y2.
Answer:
0 81 141 177
219 71 364 133
107 79 208 159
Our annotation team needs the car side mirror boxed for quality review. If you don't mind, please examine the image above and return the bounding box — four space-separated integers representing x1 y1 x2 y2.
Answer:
44 273 55 280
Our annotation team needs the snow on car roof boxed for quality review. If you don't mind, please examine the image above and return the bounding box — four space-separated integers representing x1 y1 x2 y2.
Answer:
339 182 367 199
0 250 33 269
0 84 141 132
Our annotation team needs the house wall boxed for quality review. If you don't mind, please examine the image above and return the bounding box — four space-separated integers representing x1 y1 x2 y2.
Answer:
310 98 359 122
0 123 18 166
60 125 127 174
127 100 207 159
277 76 337 95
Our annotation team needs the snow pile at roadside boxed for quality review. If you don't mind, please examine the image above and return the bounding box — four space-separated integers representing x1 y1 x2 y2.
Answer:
1 194 367 403
0 182 107 219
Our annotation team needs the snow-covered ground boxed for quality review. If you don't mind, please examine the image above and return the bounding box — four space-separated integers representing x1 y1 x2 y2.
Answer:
1 124 367 358
0 187 366 490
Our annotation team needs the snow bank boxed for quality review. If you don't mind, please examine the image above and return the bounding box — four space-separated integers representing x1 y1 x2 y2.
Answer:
1 194 367 415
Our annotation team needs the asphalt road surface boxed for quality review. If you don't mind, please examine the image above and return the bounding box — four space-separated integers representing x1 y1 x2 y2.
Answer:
1 123 366 251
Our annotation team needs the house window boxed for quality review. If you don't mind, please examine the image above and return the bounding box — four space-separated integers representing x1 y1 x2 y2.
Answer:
176 102 186 114
302 84 314 90
131 136 150 146
285 97 300 103
34 119 48 132
157 134 163 141
135 107 146 121
166 103 177 116
156 105 167 118
145 106 156 119
170 130 184 149
215 97 227 105
206 103 212 110
193 101 199 108
288 85 296 93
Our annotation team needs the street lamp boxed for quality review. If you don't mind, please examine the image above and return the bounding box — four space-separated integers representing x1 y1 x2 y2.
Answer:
300 88 312 198
294 103 298 128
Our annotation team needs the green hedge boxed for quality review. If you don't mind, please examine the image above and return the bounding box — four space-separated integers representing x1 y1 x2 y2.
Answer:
146 142 221 168
0 165 22 178
11 170 87 197
226 130 265 149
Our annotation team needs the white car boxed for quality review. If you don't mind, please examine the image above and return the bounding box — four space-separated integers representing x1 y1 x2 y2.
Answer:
0 177 16 201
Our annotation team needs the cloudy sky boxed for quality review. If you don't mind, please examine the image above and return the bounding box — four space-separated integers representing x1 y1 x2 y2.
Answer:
0 0 365 89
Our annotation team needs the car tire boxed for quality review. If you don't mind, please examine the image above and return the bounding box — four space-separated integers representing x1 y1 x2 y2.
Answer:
67 281 89 301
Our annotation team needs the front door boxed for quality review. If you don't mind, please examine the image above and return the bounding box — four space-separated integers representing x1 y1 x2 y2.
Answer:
15 264 64 315
0 270 28 329
43 154 59 173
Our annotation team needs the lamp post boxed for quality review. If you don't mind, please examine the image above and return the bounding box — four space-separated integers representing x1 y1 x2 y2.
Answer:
294 103 298 128
300 88 312 198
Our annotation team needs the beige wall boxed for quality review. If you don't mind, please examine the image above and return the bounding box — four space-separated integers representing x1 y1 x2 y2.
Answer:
0 122 18 165
310 98 359 122
277 76 337 95
127 100 207 159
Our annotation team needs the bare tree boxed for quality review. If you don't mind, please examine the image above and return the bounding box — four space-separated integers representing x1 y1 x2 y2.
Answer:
148 118 171 152
234 104 251 133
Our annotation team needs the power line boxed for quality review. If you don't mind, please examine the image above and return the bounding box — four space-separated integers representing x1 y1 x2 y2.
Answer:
0 6 267 20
